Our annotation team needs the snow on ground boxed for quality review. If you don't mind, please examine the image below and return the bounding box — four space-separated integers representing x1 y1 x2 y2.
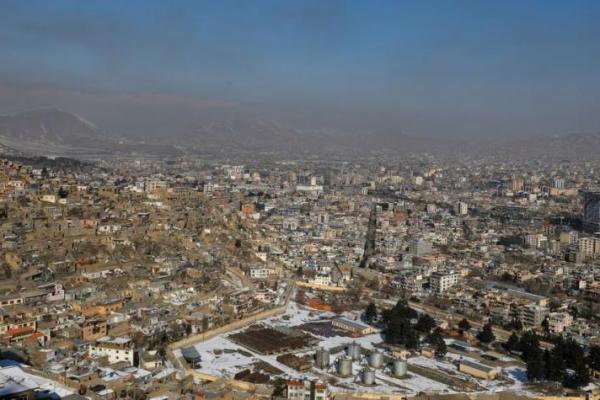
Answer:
317 332 383 351
185 302 453 393
0 365 74 398
185 302 532 395
267 301 336 326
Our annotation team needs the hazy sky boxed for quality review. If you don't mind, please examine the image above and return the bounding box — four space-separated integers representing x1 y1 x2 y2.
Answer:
1 0 600 137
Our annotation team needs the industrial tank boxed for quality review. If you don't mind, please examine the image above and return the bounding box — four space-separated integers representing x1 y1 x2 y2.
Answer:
337 357 353 377
315 348 330 369
368 351 383 368
346 342 361 360
393 359 408 377
362 368 376 385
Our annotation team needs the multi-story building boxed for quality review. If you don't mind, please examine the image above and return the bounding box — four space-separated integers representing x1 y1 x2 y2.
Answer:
553 178 565 190
547 312 574 335
430 271 459 293
409 238 432 257
455 201 468 215
520 304 549 328
89 337 135 366
583 190 600 232
81 318 108 341
286 379 327 400
577 237 600 259
249 267 270 279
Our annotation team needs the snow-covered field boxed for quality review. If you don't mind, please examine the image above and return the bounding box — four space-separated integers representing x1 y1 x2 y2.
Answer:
0 365 74 398
182 302 531 395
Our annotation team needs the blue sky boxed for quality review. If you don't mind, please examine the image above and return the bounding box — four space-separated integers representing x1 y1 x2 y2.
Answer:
1 0 600 136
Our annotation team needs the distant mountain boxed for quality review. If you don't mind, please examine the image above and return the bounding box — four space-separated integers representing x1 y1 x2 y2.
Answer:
475 132 600 161
1 107 600 160
0 109 183 157
0 108 104 145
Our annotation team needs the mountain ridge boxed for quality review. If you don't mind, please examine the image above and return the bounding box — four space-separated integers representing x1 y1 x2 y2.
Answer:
0 108 599 159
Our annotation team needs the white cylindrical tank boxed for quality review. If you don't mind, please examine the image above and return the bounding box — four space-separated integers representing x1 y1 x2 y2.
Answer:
315 348 330 369
368 351 383 368
337 357 353 377
393 359 407 377
346 342 361 360
362 368 376 385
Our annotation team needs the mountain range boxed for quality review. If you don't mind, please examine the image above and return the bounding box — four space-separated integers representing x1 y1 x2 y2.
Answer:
0 108 599 160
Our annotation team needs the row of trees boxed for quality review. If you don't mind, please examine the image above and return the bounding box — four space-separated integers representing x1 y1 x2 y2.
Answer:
366 300 446 357
505 330 592 389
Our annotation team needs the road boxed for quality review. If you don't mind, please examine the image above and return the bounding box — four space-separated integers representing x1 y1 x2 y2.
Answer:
370 294 553 349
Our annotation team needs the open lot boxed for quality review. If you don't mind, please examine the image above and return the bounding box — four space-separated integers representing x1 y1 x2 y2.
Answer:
180 302 532 395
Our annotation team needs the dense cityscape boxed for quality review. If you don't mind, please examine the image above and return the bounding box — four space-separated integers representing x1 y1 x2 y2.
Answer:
0 155 600 399
3 1 600 399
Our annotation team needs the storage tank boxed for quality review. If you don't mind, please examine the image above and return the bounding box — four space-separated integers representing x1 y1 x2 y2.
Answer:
393 359 408 377
368 351 383 368
337 357 353 377
362 368 376 385
315 348 330 369
346 342 361 360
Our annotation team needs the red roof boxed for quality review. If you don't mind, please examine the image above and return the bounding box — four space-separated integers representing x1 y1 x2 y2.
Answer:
4 326 34 337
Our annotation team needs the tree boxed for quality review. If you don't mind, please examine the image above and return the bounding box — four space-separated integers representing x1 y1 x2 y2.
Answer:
519 330 540 361
428 328 446 358
544 348 565 382
477 322 495 344
564 359 590 389
415 314 436 333
458 318 471 332
272 378 286 397
157 346 167 359
504 332 520 352
541 318 550 337
512 318 523 332
391 299 418 320
587 345 600 372
526 346 545 382
364 302 378 324
58 187 69 198
435 338 447 358
404 326 420 349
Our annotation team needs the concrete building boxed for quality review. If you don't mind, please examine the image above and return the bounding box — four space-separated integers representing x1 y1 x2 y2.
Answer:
409 238 432 257
455 201 468 215
547 312 574 335
89 337 135 366
286 379 327 400
332 317 377 337
578 237 600 259
520 304 549 328
430 271 459 293
458 360 498 380
583 191 600 232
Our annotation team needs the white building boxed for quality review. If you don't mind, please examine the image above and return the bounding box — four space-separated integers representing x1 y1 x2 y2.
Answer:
578 237 600 259
547 312 574 334
525 233 547 249
249 267 271 279
430 271 459 293
287 380 327 400
455 201 468 215
89 337 135 366
311 274 332 286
